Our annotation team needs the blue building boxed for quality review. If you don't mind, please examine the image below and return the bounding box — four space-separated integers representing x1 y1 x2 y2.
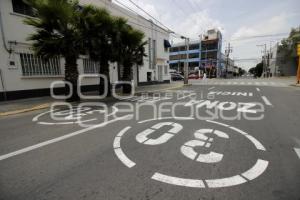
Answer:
169 29 223 78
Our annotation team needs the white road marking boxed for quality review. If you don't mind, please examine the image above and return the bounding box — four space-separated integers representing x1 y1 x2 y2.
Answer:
206 120 229 127
242 159 269 180
208 87 215 90
0 115 132 161
205 175 247 188
256 88 260 92
113 126 136 168
294 148 300 159
152 173 205 188
229 126 248 135
261 96 272 106
244 135 266 151
114 148 136 168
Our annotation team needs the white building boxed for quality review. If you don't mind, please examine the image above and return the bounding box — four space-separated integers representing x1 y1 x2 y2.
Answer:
0 0 171 101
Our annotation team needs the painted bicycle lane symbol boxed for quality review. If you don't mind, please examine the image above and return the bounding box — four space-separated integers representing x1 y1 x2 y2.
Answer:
113 118 269 188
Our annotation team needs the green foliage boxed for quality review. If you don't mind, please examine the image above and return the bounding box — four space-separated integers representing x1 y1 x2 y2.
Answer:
255 62 263 77
24 0 83 59
278 27 300 59
24 0 147 97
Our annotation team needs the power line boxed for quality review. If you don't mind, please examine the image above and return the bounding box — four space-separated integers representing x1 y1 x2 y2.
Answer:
229 33 288 41
125 0 172 32
114 0 186 39
112 0 171 35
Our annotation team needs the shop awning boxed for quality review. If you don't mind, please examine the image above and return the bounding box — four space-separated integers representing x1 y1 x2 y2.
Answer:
164 39 172 48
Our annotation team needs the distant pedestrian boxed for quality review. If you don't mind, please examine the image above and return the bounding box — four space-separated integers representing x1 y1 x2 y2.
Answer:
203 73 207 84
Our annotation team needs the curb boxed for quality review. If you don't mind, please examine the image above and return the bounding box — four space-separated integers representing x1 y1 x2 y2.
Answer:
134 84 184 94
0 84 186 117
0 103 50 117
290 84 300 87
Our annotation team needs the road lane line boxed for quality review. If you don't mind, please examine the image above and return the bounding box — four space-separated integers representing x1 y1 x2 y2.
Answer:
152 173 205 188
244 135 266 151
114 148 136 168
206 120 229 127
0 115 132 161
294 148 300 159
261 96 272 106
256 88 260 92
242 159 269 180
205 175 247 188
208 87 215 90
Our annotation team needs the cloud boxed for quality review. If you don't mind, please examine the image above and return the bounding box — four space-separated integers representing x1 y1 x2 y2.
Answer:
231 13 290 39
172 10 223 39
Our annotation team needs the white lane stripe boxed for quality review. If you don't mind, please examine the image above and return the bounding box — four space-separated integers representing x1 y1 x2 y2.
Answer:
228 126 248 135
242 159 269 180
261 96 272 106
256 88 260 92
114 148 136 168
206 175 247 188
152 173 205 188
294 148 300 159
206 120 229 127
208 87 215 90
0 115 132 161
113 137 121 149
244 134 266 151
117 126 131 137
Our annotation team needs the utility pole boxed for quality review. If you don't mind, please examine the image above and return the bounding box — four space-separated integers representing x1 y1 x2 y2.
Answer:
181 36 189 85
257 44 267 77
297 42 300 84
225 43 233 79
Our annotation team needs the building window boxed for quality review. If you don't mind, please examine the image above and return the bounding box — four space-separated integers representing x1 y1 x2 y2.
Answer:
189 53 199 59
20 53 61 76
148 38 152 69
12 0 34 17
164 65 168 75
152 39 157 69
83 59 100 74
189 44 200 50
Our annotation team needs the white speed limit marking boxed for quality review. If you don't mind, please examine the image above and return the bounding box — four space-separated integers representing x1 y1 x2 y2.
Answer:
113 118 269 188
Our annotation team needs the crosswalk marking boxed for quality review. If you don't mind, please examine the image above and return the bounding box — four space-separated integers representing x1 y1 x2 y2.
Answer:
190 80 288 87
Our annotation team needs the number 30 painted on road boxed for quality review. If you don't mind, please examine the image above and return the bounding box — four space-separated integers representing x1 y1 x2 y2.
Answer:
136 122 229 164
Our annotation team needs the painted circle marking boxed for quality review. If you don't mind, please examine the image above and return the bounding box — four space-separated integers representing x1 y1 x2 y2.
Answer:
113 118 269 188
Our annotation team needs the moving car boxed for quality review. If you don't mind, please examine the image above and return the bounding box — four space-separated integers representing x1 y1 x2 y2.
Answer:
171 73 184 81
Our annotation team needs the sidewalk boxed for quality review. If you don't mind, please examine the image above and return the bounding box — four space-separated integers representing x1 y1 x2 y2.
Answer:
0 82 183 116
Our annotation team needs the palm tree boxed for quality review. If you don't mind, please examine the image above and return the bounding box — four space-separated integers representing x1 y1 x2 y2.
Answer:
24 0 83 101
111 18 146 93
79 5 114 97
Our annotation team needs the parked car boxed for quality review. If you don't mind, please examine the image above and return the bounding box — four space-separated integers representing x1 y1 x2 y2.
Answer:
188 74 200 79
171 73 184 81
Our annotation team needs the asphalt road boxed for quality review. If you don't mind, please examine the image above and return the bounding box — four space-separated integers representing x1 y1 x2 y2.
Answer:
0 79 300 200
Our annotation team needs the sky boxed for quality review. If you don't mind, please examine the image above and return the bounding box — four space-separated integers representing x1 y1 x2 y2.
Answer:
113 0 300 70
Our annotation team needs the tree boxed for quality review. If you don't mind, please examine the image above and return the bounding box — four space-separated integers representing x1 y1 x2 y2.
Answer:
278 27 300 66
249 67 256 75
79 5 114 97
255 62 264 77
24 0 83 101
114 22 146 93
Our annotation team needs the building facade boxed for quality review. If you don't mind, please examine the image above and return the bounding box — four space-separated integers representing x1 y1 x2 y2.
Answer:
264 43 297 77
0 0 171 101
169 29 223 78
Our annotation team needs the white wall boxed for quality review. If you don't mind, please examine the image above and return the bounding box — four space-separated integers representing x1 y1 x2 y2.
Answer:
0 0 170 94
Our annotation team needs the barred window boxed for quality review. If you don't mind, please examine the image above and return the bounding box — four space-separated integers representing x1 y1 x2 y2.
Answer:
83 59 100 74
12 0 35 17
20 53 61 76
164 65 168 75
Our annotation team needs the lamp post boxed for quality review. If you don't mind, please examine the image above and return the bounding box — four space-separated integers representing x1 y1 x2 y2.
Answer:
181 36 189 85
